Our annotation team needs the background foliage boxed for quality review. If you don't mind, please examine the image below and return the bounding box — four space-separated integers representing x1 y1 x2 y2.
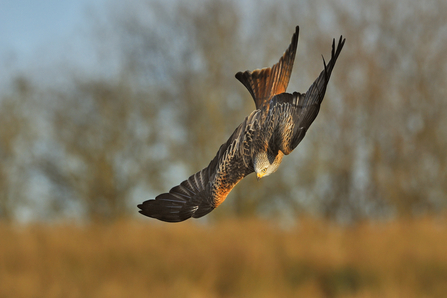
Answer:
1 0 447 222
1 0 447 296
1 218 447 298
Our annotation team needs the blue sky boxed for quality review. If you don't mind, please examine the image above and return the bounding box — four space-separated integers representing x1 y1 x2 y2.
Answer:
1 1 84 55
0 0 93 57
0 0 107 84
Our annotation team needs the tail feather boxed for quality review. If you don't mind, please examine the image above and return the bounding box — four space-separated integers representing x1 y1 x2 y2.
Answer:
235 26 299 109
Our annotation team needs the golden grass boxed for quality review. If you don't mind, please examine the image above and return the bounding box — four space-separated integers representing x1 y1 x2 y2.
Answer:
1 217 447 298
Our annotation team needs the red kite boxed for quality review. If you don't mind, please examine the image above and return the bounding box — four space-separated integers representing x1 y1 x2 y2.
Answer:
138 26 345 222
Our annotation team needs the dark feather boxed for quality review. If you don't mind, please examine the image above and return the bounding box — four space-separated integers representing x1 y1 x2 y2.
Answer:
138 112 259 222
267 36 346 155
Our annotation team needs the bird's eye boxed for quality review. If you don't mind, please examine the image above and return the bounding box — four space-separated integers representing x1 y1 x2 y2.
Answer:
262 168 267 173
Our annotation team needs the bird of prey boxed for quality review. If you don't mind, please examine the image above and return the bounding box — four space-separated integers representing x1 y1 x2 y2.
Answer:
138 26 345 222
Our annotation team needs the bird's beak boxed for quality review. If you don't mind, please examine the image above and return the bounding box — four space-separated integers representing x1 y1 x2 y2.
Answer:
256 173 263 180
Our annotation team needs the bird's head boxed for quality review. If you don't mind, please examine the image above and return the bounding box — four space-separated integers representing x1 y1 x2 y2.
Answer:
254 151 278 180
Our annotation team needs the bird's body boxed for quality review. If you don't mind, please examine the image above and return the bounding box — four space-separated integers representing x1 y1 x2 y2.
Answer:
138 26 345 222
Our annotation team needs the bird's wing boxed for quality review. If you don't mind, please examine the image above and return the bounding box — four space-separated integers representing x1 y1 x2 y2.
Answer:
235 26 299 110
268 36 346 155
138 111 261 222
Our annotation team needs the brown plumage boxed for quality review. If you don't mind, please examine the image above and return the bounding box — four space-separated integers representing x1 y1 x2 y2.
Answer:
138 26 345 222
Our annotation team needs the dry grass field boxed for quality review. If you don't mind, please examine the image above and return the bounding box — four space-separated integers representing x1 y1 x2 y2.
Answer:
1 217 447 298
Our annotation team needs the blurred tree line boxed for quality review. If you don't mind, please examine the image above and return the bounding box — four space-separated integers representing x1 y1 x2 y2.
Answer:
0 0 446 222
